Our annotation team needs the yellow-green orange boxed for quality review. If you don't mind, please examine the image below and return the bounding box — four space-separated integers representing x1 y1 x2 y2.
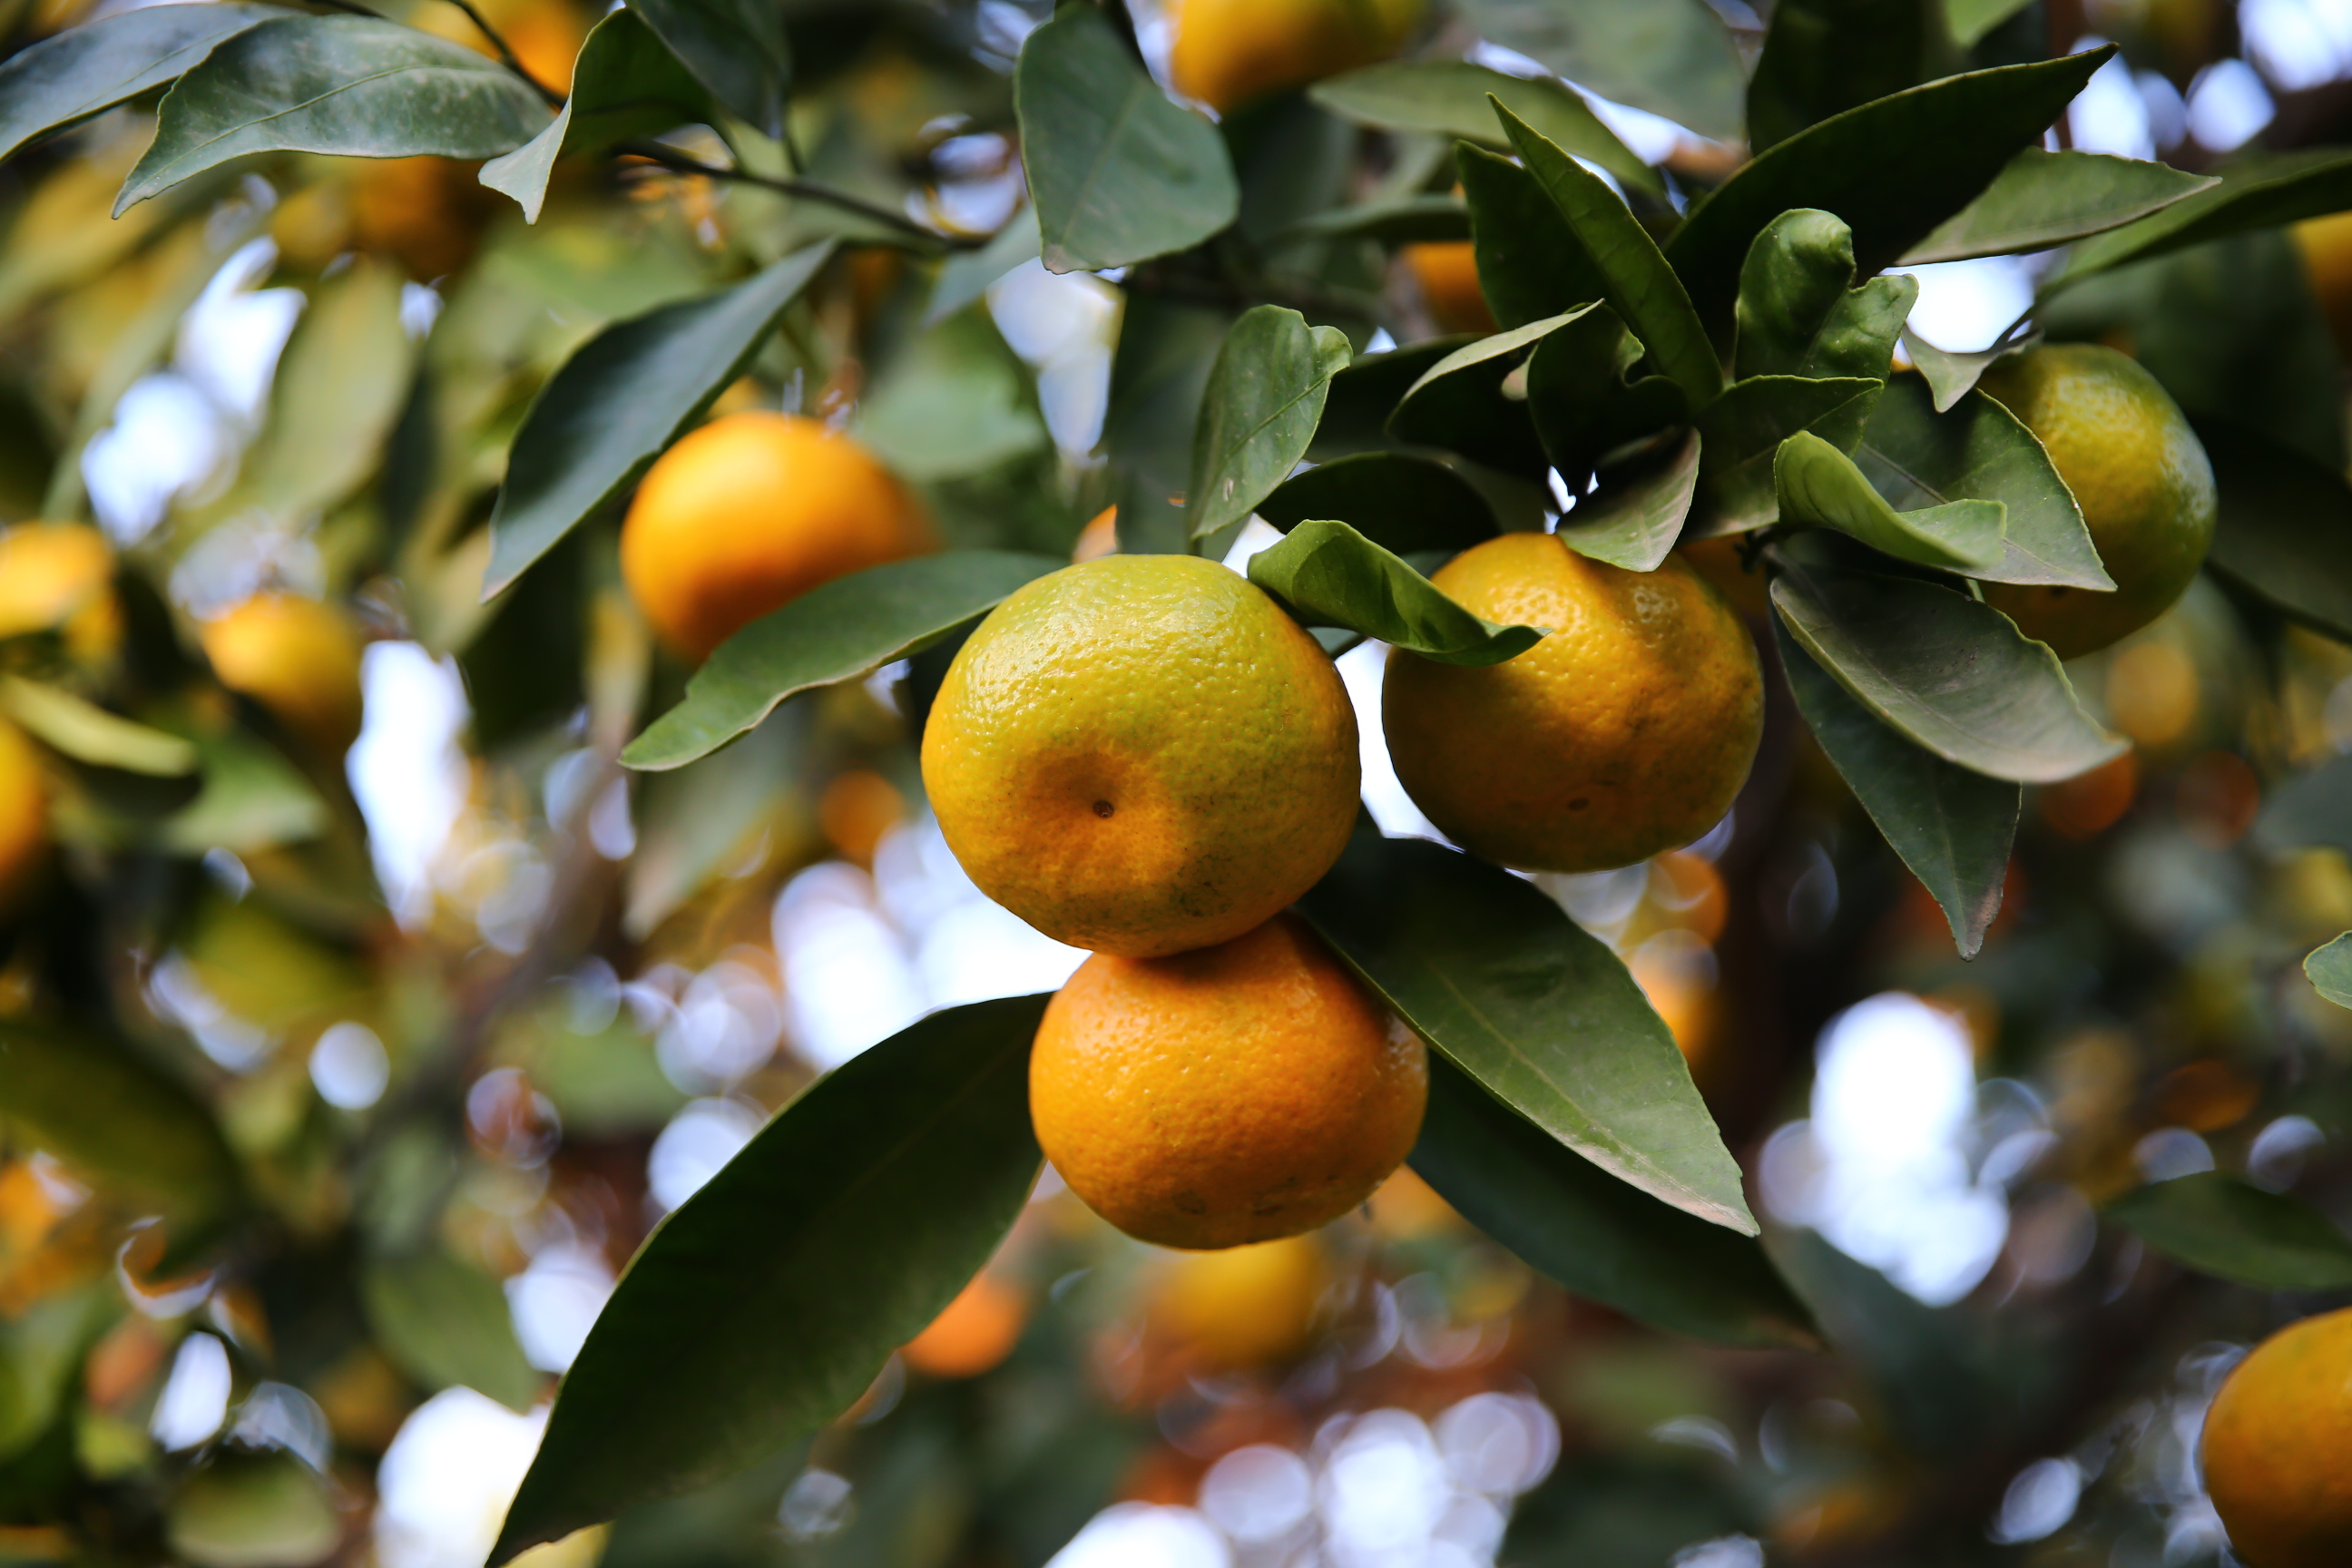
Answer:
1978 344 2216 660
1154 1235 1328 1367
1031 915 1426 1250
2200 1306 2352 1568
201 594 366 755
0 520 119 660
1169 0 1422 112
1384 533 1762 873
921 554 1357 957
0 718 46 914
2294 210 2352 359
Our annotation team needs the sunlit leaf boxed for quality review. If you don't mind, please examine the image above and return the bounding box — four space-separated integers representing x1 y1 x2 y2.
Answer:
2190 421 2352 644
1256 453 1500 554
1556 430 1700 572
155 732 328 856
0 3 279 164
624 0 789 137
1777 431 2008 573
483 8 710 222
1247 521 1539 666
2307 933 2352 1008
1747 0 1939 154
1188 306 1353 543
0 677 197 776
1309 62 1658 195
2043 146 2352 290
1455 0 1745 142
362 1249 543 1413
1901 149 2216 265
2106 1172 2352 1290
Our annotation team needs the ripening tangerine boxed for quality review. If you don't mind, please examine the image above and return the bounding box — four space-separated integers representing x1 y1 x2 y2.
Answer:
200 593 367 756
1168 0 1423 111
2201 1306 2352 1568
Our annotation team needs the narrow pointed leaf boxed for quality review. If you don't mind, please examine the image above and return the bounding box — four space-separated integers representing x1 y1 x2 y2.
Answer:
1524 307 1690 476
0 1016 241 1226
1309 62 1658 195
1386 310 1587 475
1302 832 1757 1233
1257 454 1501 554
2307 933 2352 1008
624 0 789 136
1899 325 2038 412
489 995 1049 1564
1456 143 1604 331
0 678 198 776
1278 194 1470 245
1016 6 1238 273
1248 522 1539 666
623 552 1063 770
1770 561 2126 783
2199 421 2352 644
1900 148 2216 265
1776 620 2017 956
1412 1056 1818 1347
1454 0 1745 142
2106 1172 2352 1290
0 3 280 164
1188 307 1353 542
1777 431 2007 573
2045 146 2352 290
483 8 709 221
485 242 834 599
1557 430 1700 571
115 15 552 213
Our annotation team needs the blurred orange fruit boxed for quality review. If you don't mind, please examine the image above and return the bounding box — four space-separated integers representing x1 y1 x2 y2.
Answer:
201 593 367 755
412 0 585 93
1031 914 1426 1249
1153 1235 1328 1367
1675 534 1769 623
2294 211 2352 359
1169 0 1422 111
0 719 48 914
2202 1306 2352 1568
1404 241 1494 335
902 1272 1028 1378
2039 750 2138 838
0 521 119 660
818 770 906 865
349 156 497 281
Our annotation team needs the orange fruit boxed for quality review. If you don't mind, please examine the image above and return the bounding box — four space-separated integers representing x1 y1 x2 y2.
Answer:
1675 534 1769 623
0 718 47 914
1169 0 1423 112
1030 914 1426 1249
2294 210 2352 359
1153 1235 1328 1367
621 413 931 662
0 521 120 661
1977 344 2216 660
1383 534 1762 872
902 1272 1027 1378
920 554 1357 957
1403 240 1494 335
413 0 585 93
349 156 496 281
199 593 367 755
2201 1306 2352 1568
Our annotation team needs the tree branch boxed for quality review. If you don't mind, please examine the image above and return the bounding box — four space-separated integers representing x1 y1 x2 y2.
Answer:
611 141 988 250
436 0 567 110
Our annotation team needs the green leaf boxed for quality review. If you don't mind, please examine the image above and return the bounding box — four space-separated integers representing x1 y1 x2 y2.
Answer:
1188 306 1353 543
156 732 328 856
114 15 552 214
1775 620 2017 956
1693 375 1881 534
488 995 1047 1564
484 242 833 599
623 552 1063 770
2201 421 2352 644
1256 453 1500 554
2044 146 2352 290
1556 429 1700 571
1734 209 1916 389
1412 1055 1819 1348
1277 193 1471 246
0 3 279 164
1524 307 1690 477
1748 0 1940 154
167 1452 342 1568
1494 103 1722 409
926 208 1041 327
1015 6 1238 274
1308 62 1658 195
1899 325 2037 412
1776 431 2008 573
625 711 799 938
1455 144 1603 332
1455 0 1745 142
1853 375 2111 589
1901 149 2217 266
1665 49 2113 335
0 1016 240 1226
0 678 197 776
1387 309 1587 475
483 9 710 222
624 0 789 137
362 1248 544 1413
2105 1172 2352 1291
2257 752 2352 858
226 257 416 525
1947 0 2035 45
856 311 1049 485
1247 522 1540 666
1106 295 1237 552
1315 337 1472 457
1300 832 1757 1233
1769 560 2126 783
2307 933 2352 1008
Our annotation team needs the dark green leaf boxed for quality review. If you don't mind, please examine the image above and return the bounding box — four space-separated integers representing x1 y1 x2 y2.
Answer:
482 9 709 222
1776 620 2017 956
2045 146 2352 289
1899 325 2038 412
624 0 788 136
1748 0 1940 154
1853 375 2110 588
1947 0 2035 45
1777 431 2007 573
362 1249 543 1412
1257 453 1500 553
1015 6 1238 273
1247 521 1539 665
2256 752 2352 858
115 15 552 214
1303 832 1756 1232
1666 50 2112 335
2198 421 2352 644
1279 194 1470 245
0 1016 240 1226
489 995 1048 1563
1188 306 1353 543
1105 295 1237 552
2307 933 2352 1008
1902 149 2216 265
1455 0 1744 142
1314 337 1473 457
1456 143 1603 332
1693 375 1881 534
623 552 1063 769
0 3 279 164
1386 311 1582 475
1734 209 1916 390
1495 103 1722 408
485 242 834 598
1557 430 1700 571
1770 560 2126 782
2105 1172 2352 1290
1412 1055 1818 1347
0 678 197 776
1524 307 1690 476
1309 62 1657 195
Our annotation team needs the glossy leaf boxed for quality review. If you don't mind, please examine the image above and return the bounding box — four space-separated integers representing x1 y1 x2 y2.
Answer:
1257 454 1500 554
1455 0 1745 142
2044 146 2352 289
484 242 834 598
1692 375 1881 534
1747 0 1938 154
483 9 710 221
1411 1056 1818 1348
1016 6 1238 274
1386 310 1582 475
1247 522 1540 666
1734 210 1915 387
362 1249 543 1413
2106 1172 2352 1290
2191 422 2352 644
1900 325 2037 412
1776 621 2017 956
1106 295 1237 552
1853 375 2110 589
0 3 279 164
1188 306 1353 543
1902 149 2215 265
624 552 1063 770
1315 337 1472 456
1557 430 1700 572
489 995 1049 1563
2256 751 2352 858
0 677 197 776
1309 62 1657 195
116 15 552 213
1524 307 1690 477
625 0 788 136
1301 832 1757 1233
1455 144 1602 331
2308 933 2352 1008
1495 103 1721 408
1665 50 2112 334
1777 432 2007 572
1770 560 2126 783
0 1015 240 1225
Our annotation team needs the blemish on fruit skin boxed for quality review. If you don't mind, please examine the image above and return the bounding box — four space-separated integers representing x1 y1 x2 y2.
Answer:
1093 799 1115 818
